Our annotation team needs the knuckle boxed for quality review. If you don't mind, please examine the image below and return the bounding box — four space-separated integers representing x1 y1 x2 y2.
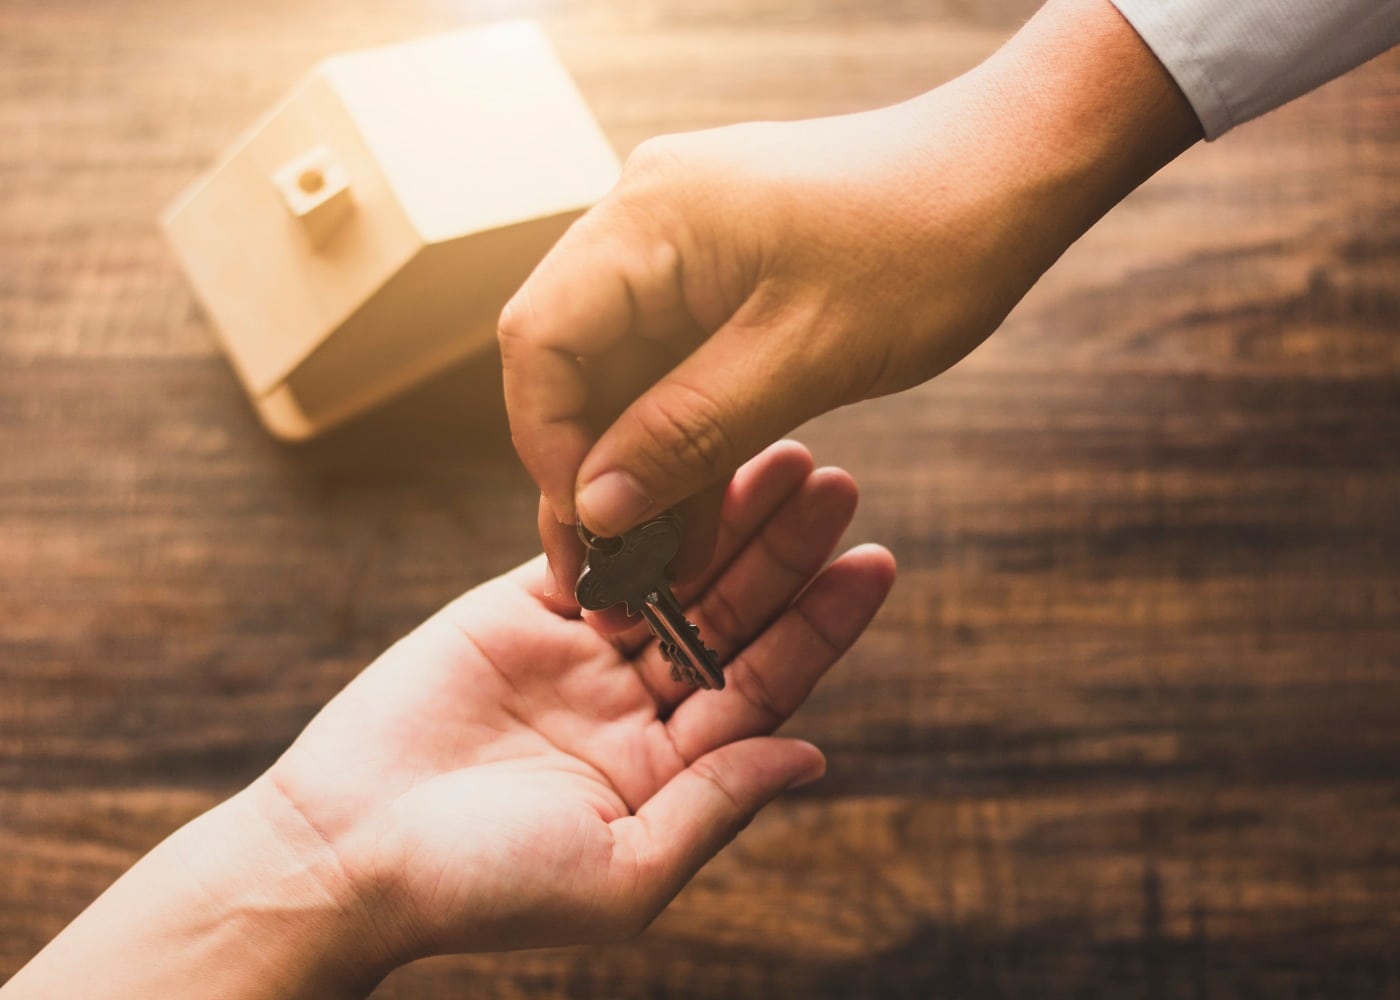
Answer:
727 654 787 727
756 524 811 580
623 134 687 181
690 757 744 814
632 383 736 484
637 236 682 291
700 585 748 647
496 294 535 359
793 601 844 658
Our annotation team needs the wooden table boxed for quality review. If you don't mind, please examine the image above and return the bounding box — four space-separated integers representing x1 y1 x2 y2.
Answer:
2 1 1397 995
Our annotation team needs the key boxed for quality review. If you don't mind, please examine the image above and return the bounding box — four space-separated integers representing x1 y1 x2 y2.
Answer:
575 511 725 690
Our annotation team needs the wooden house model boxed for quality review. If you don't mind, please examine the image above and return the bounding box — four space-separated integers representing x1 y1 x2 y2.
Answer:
162 21 620 439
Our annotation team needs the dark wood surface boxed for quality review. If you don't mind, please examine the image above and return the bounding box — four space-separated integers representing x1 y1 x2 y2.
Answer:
3 1 1398 996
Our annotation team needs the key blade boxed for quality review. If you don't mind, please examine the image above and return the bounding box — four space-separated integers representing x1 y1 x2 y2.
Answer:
648 589 725 691
641 605 683 665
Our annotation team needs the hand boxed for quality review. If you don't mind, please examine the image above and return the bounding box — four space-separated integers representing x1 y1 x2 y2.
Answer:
500 0 1200 590
256 442 894 967
5 443 893 999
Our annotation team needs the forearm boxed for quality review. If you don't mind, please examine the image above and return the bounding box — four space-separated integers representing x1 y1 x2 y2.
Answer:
2 778 392 1000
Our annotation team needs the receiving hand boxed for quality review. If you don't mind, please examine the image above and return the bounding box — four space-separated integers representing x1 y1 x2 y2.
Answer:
2 442 893 1000
259 441 894 968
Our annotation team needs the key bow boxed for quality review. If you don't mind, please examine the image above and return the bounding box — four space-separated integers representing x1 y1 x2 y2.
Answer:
575 511 683 615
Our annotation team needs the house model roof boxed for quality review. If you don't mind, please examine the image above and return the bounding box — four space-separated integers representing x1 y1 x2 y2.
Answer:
321 23 619 244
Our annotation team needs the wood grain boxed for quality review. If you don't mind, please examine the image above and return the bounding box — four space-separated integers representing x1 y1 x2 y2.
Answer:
2 0 1397 996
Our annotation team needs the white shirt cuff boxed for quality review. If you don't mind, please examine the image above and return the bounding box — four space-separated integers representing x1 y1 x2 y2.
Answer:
1109 0 1400 139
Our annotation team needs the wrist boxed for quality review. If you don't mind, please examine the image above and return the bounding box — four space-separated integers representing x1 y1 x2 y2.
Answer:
214 775 404 994
989 0 1200 203
919 0 1201 266
127 778 400 998
5 779 399 1000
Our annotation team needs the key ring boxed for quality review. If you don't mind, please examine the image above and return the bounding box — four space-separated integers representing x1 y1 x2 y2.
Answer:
576 518 623 555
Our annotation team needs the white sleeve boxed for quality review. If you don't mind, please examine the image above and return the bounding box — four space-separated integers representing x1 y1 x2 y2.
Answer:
1109 0 1400 139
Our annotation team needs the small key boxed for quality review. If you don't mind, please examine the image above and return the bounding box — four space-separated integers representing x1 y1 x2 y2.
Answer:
575 511 725 690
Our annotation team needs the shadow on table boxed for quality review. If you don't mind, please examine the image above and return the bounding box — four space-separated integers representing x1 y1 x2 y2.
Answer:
294 350 518 472
540 912 1398 1000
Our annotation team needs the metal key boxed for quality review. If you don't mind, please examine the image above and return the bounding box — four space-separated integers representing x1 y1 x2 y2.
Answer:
575 511 725 690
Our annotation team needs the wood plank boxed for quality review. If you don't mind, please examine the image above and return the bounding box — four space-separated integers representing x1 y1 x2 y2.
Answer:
1 0 1397 994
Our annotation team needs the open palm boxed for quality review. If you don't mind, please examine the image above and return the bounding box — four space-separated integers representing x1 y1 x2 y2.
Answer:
259 442 894 964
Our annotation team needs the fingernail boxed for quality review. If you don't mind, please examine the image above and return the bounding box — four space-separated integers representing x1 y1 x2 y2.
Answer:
543 560 559 597
543 495 572 527
577 470 652 535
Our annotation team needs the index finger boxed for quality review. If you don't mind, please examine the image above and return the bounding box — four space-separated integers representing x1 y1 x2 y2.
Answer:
498 216 637 522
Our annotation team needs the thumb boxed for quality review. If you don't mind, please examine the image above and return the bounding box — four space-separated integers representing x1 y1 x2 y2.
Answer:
575 324 837 537
610 737 825 929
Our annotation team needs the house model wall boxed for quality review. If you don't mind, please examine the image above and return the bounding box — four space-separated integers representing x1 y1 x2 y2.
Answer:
162 21 620 440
